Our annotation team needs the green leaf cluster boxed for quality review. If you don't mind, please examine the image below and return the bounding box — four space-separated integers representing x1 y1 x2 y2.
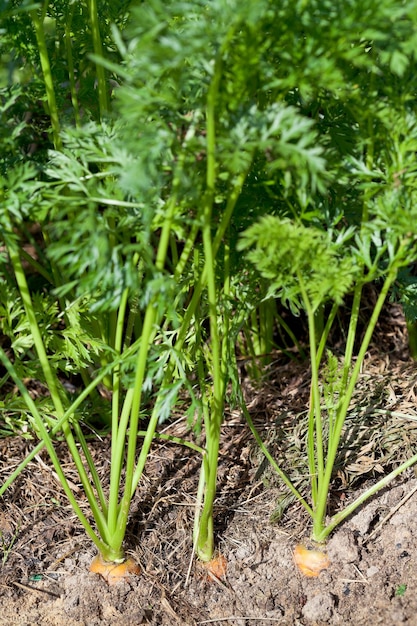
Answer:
239 217 358 314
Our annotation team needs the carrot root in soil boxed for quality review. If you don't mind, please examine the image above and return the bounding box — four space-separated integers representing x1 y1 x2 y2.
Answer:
293 544 330 577
90 554 140 585
201 554 228 580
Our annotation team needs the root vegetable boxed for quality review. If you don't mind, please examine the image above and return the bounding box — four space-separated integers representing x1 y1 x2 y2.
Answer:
200 553 227 580
90 554 140 585
293 544 330 577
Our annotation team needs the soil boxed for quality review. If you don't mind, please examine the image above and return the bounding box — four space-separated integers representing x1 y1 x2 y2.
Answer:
2 303 417 625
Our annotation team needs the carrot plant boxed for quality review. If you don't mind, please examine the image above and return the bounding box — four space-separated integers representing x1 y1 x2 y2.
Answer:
240 218 417 544
3 0 417 580
111 0 326 565
0 0 183 572
0 0 335 571
1 0 317 571
237 0 417 564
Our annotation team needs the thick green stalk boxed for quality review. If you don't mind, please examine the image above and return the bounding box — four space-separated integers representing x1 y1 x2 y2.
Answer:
193 250 223 560
87 0 109 118
311 264 399 541
305 301 340 503
30 9 62 150
194 49 224 562
180 136 252 564
196 232 231 561
106 287 132 533
146 163 252 478
112 288 131 433
107 303 158 556
64 6 81 127
298 273 324 508
191 269 210 534
106 185 180 554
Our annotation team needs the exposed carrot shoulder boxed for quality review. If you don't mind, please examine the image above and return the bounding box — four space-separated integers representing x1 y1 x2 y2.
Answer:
293 543 330 577
200 553 227 581
89 554 140 585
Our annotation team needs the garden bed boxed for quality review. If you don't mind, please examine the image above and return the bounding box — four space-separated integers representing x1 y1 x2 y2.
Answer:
2 306 417 625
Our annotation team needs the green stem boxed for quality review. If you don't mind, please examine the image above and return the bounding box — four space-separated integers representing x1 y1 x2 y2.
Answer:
106 285 132 531
87 0 109 118
339 282 364 398
107 177 181 554
0 347 108 555
73 421 108 516
316 302 339 365
0 354 119 498
317 450 417 542
198 233 232 560
193 461 208 550
137 431 205 455
276 309 307 360
171 167 249 359
130 404 160 496
6 236 113 550
298 273 324 509
314 301 340 445
64 5 81 127
311 264 399 542
19 247 54 285
174 221 200 280
7 240 65 415
195 47 227 562
240 396 313 516
30 9 62 151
